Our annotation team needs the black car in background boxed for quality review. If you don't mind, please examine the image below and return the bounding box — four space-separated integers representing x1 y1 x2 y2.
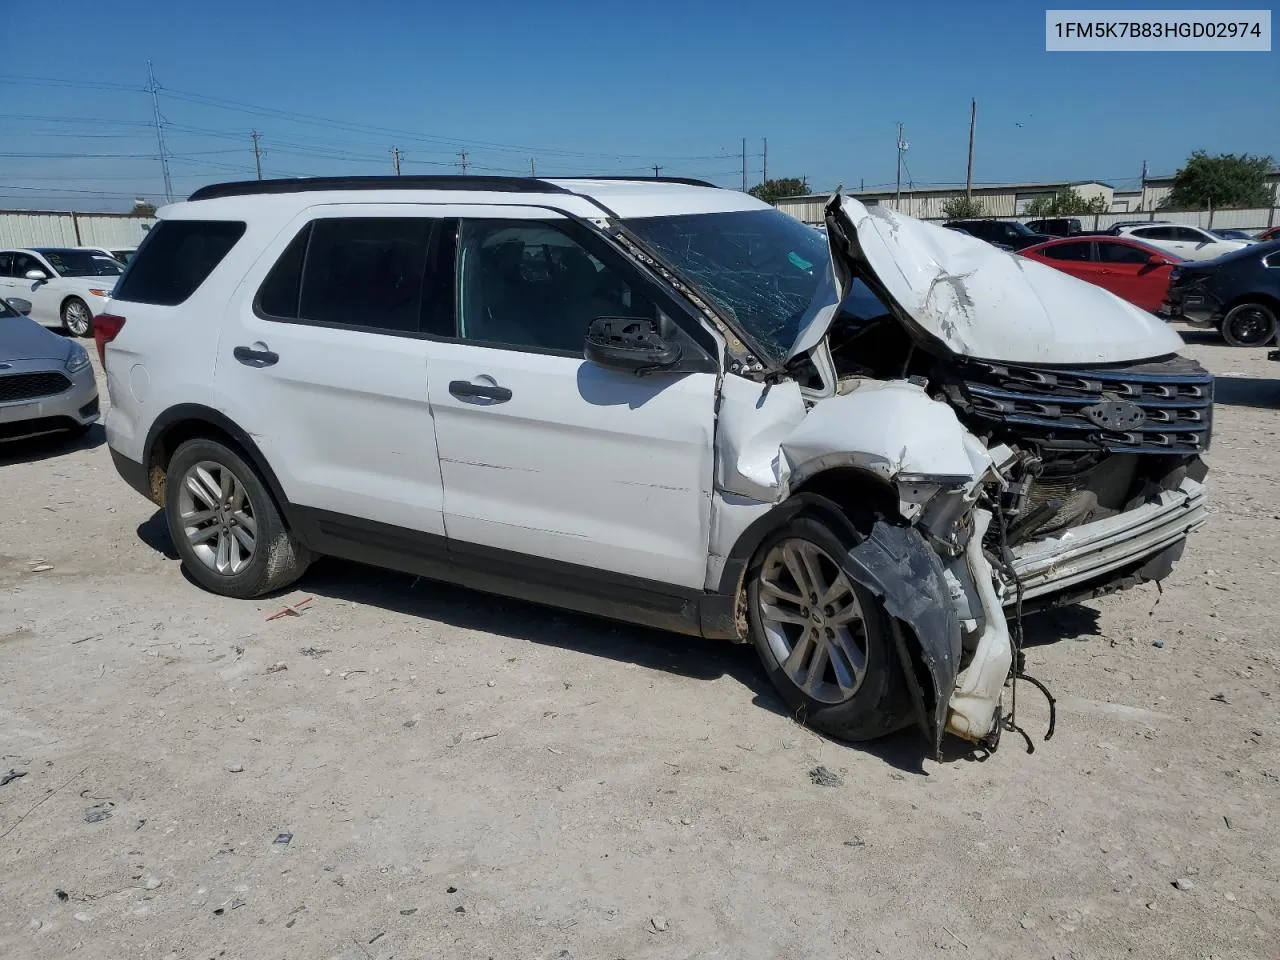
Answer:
1162 239 1280 346
1024 217 1084 237
943 218 1050 250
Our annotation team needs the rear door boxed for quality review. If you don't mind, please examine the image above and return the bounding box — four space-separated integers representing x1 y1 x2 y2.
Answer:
422 205 718 590
1038 240 1097 283
1096 240 1163 310
214 207 451 551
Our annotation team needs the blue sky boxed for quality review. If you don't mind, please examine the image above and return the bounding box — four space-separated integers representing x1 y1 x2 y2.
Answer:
1 0 1275 211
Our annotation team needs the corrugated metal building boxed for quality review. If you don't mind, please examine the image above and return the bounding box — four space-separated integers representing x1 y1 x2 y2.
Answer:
0 211 156 250
775 181 1114 223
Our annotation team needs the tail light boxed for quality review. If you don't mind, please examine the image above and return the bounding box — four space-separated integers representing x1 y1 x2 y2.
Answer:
93 313 126 365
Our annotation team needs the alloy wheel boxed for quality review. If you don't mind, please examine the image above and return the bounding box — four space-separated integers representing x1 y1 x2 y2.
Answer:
757 538 869 704
64 301 91 337
177 460 257 575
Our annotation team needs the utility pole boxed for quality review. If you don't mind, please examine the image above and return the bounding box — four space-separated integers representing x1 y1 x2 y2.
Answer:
392 146 402 175
652 164 663 178
965 98 976 198
895 123 906 210
860 177 865 191
741 137 747 192
146 60 173 203
762 137 768 184
457 151 469 174
530 158 536 176
251 130 263 180
1140 158 1148 210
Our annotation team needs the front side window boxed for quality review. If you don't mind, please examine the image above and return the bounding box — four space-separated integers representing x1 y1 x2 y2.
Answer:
625 208 834 364
1098 242 1151 264
1043 242 1092 262
113 220 246 305
1173 227 1210 243
1133 226 1176 241
12 253 46 277
457 220 653 353
0 252 12 277
33 248 124 278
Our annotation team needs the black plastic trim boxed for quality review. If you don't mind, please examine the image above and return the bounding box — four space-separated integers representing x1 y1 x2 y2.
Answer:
294 506 706 636
189 176 572 202
109 448 150 499
554 176 720 189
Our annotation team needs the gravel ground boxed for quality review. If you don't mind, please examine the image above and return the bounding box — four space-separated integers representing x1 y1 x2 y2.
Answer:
1 329 1277 960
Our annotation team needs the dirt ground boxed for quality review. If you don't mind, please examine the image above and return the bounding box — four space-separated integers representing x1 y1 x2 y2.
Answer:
1 328 1277 960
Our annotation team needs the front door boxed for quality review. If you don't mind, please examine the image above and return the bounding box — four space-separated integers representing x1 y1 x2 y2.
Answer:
8 252 61 328
214 207 451 549
1096 240 1162 310
424 208 718 590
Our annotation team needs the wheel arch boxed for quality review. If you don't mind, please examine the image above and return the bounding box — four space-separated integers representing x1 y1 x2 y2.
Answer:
1222 291 1280 316
705 468 903 640
142 404 294 528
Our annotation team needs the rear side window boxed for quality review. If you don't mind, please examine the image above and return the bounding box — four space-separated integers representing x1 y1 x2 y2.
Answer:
256 217 454 337
1043 242 1091 262
113 220 245 305
1133 226 1176 241
1098 242 1150 264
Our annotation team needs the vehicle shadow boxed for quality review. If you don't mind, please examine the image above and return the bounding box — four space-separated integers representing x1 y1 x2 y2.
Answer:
0 423 105 466
1211 374 1280 410
1177 329 1223 345
131 510 1110 775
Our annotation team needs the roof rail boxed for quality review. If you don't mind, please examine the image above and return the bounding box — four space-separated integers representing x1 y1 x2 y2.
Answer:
187 175 571 202
551 175 721 189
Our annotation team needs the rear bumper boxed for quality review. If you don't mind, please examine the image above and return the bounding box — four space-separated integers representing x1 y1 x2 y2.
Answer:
1162 287 1220 326
1009 477 1206 603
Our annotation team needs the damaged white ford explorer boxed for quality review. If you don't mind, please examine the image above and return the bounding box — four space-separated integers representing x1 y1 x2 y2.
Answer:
102 176 1210 756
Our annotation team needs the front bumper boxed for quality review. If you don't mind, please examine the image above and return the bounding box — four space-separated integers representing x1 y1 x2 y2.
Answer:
1008 476 1206 602
0 362 98 440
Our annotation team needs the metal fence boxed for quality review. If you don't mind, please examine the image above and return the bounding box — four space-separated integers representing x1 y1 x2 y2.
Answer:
0 211 156 250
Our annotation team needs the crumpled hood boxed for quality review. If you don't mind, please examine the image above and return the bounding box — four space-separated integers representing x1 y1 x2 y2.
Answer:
814 193 1185 365
0 315 73 362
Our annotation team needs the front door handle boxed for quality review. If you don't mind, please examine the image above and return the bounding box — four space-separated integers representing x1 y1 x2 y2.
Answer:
449 380 512 403
234 343 279 368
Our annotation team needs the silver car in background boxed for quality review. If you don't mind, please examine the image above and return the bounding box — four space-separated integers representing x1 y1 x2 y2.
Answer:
0 297 99 442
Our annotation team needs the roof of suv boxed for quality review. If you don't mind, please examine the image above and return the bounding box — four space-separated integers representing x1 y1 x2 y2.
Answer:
176 175 767 221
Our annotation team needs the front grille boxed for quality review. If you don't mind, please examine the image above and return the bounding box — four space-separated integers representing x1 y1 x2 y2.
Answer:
955 355 1213 455
0 371 72 404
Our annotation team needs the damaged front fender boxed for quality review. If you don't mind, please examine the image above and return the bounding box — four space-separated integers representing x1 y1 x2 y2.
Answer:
843 520 963 757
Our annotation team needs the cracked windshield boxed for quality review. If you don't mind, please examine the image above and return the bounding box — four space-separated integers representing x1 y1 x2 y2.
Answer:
625 208 839 363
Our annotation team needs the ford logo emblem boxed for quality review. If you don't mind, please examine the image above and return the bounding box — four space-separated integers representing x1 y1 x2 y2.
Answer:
1082 400 1146 431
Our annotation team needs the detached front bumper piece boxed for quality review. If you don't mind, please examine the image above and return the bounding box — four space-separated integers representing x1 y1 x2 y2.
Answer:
1009 477 1207 602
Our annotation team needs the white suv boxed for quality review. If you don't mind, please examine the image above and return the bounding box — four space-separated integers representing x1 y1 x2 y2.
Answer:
102 176 1211 755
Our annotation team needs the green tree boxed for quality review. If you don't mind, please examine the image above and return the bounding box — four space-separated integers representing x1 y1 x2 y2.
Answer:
940 195 985 219
1162 151 1275 210
748 177 807 205
130 198 157 217
1024 187 1108 217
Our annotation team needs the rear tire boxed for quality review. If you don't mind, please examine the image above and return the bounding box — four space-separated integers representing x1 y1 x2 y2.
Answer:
746 513 913 741
61 297 93 338
164 438 311 599
1221 302 1277 347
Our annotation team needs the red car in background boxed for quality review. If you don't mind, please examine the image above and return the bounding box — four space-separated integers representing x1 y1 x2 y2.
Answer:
1018 235 1180 313
1258 225 1280 242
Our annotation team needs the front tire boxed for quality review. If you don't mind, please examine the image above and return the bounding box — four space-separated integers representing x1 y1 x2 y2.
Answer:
61 298 93 338
746 514 913 741
1221 302 1277 347
164 438 311 599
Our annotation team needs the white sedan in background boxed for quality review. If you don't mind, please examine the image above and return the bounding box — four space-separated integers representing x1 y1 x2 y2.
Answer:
0 247 124 336
1114 223 1251 261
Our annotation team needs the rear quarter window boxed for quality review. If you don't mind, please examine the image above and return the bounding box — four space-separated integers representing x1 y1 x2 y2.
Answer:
113 220 246 306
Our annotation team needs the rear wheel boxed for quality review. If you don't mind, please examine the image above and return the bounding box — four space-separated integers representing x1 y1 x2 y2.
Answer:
1221 302 1277 347
61 298 93 338
746 514 912 741
164 438 311 599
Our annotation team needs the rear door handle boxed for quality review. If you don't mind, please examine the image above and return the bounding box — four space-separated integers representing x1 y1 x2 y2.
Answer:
233 343 279 368
449 380 512 403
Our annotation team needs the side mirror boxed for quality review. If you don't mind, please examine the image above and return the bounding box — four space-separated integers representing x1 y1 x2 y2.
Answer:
7 297 32 314
24 269 48 282
584 316 681 374
1149 253 1174 266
